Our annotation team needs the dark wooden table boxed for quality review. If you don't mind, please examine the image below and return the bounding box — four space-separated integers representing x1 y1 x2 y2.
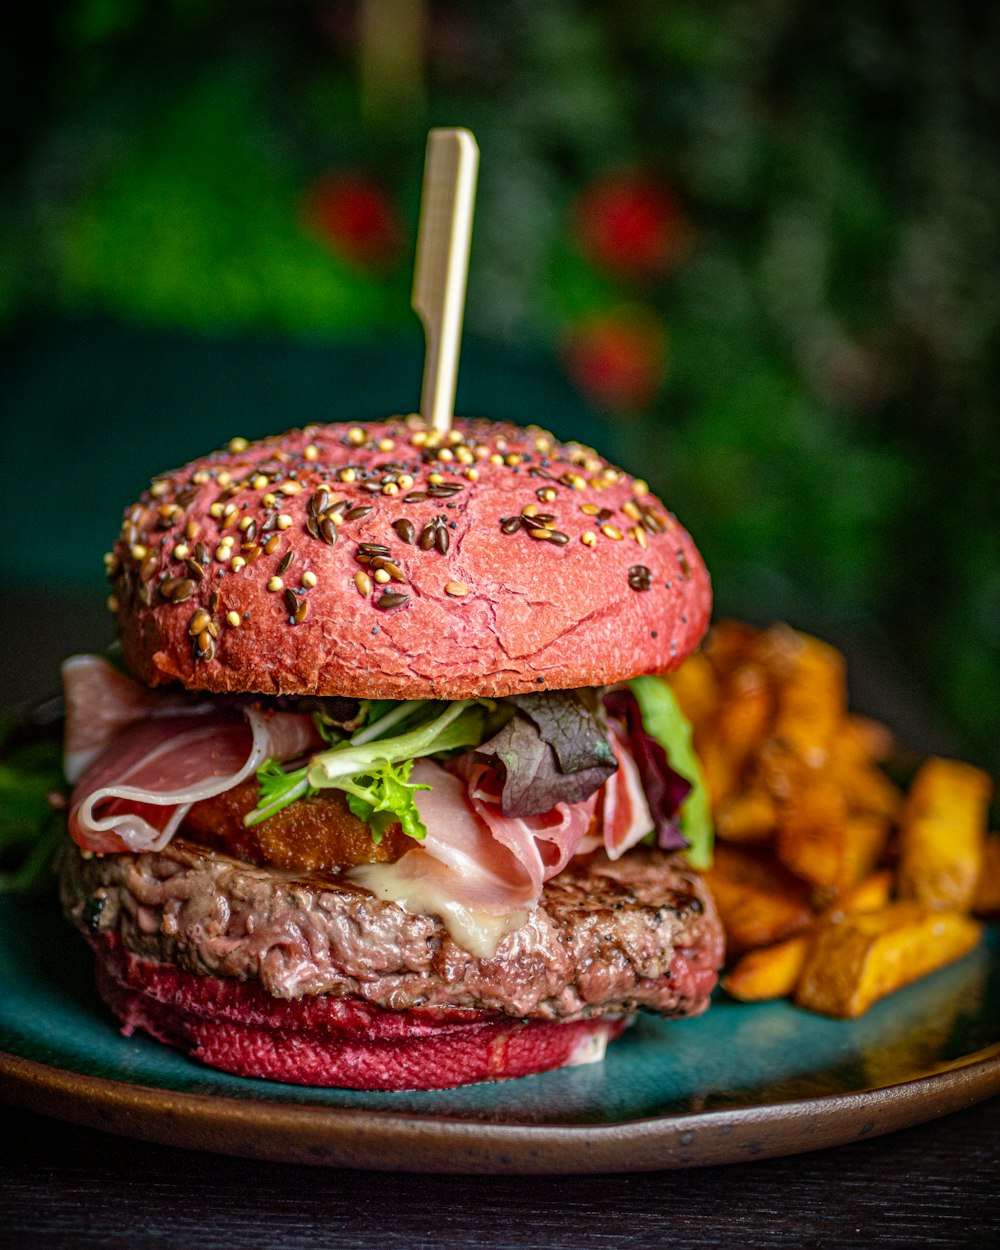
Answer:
1 1096 998 1249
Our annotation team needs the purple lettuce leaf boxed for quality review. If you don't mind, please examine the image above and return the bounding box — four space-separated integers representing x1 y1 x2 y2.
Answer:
603 689 690 851
476 690 617 817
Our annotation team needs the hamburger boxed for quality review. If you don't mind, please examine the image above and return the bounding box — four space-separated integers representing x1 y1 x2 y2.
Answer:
59 416 724 1090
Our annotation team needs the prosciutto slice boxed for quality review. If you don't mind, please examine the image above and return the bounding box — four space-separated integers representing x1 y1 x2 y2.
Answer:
599 729 656 860
351 759 597 920
62 655 197 783
64 656 318 855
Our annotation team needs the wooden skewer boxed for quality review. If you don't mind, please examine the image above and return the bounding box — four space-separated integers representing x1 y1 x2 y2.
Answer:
412 128 479 435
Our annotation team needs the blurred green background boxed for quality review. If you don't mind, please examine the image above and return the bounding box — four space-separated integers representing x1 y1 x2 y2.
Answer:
2 0 998 772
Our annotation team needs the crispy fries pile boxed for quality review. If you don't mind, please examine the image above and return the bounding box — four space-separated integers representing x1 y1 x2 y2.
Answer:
669 622 996 1018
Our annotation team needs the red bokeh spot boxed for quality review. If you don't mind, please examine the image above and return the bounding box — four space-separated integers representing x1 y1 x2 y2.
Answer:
563 311 668 413
574 172 688 280
303 173 404 269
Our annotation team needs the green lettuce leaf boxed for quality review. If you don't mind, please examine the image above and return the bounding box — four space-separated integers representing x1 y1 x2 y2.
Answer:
247 699 488 834
628 676 714 869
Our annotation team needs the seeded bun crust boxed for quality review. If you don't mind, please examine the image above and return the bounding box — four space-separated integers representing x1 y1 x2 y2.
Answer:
109 418 710 699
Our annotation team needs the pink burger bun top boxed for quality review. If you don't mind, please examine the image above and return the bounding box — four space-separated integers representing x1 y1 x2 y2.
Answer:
107 417 711 699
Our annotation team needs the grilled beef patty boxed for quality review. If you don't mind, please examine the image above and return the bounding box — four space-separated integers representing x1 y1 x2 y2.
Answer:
61 839 723 1021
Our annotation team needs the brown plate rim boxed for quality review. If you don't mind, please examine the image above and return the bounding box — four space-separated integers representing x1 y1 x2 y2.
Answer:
3 1042 1000 1173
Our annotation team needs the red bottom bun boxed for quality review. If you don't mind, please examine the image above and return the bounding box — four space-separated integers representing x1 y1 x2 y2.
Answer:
94 942 627 1091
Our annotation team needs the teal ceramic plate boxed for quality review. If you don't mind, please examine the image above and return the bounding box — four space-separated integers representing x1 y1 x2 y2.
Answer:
2 895 999 1173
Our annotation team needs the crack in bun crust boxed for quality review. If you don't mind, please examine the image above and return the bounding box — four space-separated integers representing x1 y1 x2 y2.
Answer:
109 417 711 698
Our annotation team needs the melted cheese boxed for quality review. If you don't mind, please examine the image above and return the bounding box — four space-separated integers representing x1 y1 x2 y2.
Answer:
347 861 529 959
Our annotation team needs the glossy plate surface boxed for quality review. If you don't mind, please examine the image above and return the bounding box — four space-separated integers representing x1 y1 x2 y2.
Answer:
3 896 999 1171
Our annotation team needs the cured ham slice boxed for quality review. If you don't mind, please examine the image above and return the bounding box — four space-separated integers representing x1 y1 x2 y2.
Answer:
62 654 195 783
68 709 319 855
64 655 320 856
349 760 598 947
600 729 655 860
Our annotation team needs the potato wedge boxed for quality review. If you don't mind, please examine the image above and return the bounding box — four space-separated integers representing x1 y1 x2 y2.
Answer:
714 787 778 844
794 903 982 1018
769 631 846 768
703 844 813 956
827 868 894 919
896 758 993 911
722 934 811 1002
665 650 719 733
775 781 889 894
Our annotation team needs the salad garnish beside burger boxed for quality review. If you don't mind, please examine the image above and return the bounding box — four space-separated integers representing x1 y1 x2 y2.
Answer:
60 417 724 1090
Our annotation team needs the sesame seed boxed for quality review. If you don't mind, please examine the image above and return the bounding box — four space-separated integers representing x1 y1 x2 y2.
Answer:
186 520 199 541
354 571 372 596
445 581 469 597
623 500 642 522
279 481 302 496
630 525 648 550
226 611 241 627
581 531 597 548
267 576 284 592
601 524 623 540
302 570 318 588
529 527 553 540
276 514 293 530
